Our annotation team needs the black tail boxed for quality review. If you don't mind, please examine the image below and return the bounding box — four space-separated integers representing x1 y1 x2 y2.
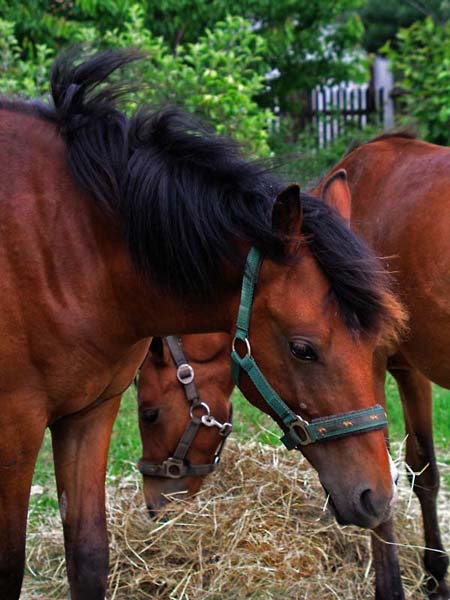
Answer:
51 48 142 213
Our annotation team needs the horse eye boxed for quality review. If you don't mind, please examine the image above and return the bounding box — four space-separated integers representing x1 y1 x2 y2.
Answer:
289 341 318 362
141 408 160 423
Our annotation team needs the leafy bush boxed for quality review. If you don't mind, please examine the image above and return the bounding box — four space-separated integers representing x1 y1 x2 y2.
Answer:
139 0 369 115
0 7 273 156
0 0 370 147
104 7 273 155
383 17 450 145
0 19 54 97
360 0 449 53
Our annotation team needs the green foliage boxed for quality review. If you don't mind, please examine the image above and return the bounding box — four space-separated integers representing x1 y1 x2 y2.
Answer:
0 0 130 50
0 18 54 96
144 0 369 116
359 0 449 53
0 7 273 156
270 122 382 187
1 0 369 136
383 17 450 145
104 7 273 154
269 0 368 103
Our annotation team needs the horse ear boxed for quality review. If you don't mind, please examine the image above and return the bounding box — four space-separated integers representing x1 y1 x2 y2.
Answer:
149 337 166 364
272 183 303 238
322 169 352 226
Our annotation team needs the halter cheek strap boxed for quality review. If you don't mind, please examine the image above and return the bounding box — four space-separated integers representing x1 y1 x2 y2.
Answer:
230 247 388 451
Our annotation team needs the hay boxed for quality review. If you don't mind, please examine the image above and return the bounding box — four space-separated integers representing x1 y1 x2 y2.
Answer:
24 440 450 599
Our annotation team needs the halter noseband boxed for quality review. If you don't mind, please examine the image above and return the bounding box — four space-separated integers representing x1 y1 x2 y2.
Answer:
230 247 388 450
137 336 233 479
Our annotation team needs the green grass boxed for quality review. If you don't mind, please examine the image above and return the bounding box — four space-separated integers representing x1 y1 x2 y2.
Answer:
385 375 450 446
29 376 449 519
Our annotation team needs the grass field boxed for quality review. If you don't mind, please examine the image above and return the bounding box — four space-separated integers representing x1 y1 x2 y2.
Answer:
29 374 450 521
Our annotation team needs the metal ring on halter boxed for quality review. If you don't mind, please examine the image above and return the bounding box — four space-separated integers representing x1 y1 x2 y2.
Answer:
176 363 194 384
231 336 251 358
189 401 210 421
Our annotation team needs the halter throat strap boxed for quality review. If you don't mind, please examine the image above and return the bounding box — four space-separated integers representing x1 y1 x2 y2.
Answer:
230 247 388 450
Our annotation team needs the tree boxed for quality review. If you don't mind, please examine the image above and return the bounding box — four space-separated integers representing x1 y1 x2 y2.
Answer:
1 0 368 121
360 0 450 52
142 1 368 114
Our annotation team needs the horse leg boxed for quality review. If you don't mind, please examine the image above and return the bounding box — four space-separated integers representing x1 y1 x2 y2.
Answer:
50 396 121 600
0 398 46 599
371 518 405 600
389 361 449 599
370 351 405 600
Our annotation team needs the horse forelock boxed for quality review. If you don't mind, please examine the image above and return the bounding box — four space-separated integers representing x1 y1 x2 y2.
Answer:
300 194 407 341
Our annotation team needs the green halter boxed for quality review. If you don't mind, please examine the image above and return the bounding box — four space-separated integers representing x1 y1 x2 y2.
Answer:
231 247 388 450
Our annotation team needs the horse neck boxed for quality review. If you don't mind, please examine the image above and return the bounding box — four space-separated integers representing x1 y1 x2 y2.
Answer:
0 110 240 350
110 243 241 341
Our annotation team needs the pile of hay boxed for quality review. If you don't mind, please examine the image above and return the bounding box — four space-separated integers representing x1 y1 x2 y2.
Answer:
24 440 450 599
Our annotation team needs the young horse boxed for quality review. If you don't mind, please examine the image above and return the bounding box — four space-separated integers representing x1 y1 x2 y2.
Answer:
136 334 233 513
0 49 403 600
313 133 450 600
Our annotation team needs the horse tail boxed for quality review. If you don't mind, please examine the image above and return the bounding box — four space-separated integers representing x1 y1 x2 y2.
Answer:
50 48 142 213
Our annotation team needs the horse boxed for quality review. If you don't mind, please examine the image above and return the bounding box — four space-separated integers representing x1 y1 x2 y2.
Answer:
141 135 450 599
0 48 405 600
312 132 450 600
136 334 233 514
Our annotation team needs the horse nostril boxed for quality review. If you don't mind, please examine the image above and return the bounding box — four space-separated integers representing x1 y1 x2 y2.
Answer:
146 505 157 519
359 488 378 518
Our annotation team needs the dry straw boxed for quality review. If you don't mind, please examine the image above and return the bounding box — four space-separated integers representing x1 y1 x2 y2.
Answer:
24 440 450 599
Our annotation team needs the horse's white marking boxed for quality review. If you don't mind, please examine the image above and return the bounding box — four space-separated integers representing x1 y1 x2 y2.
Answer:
388 452 399 508
59 490 68 522
389 452 399 486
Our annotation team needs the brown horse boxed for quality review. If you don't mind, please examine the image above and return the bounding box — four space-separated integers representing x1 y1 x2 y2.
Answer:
136 334 233 513
0 48 404 600
142 137 450 599
313 133 450 600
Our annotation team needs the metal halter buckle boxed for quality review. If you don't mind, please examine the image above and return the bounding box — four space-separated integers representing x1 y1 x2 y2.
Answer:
287 415 313 446
176 363 194 384
161 457 186 479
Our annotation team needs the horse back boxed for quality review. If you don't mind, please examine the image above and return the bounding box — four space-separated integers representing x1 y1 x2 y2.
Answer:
317 137 450 385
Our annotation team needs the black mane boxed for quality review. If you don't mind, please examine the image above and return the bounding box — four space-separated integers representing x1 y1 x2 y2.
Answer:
0 49 398 334
124 107 285 295
300 195 395 333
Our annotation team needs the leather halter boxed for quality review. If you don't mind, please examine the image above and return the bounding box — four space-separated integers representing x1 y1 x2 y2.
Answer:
231 246 388 450
137 336 233 479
